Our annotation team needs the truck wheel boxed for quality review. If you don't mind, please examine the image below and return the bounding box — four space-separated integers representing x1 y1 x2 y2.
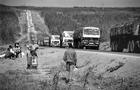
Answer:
114 41 118 52
111 42 115 51
118 40 123 52
96 46 99 50
111 42 113 51
78 42 81 49
128 40 135 53
127 41 131 53
135 41 140 53
83 46 86 49
130 40 135 53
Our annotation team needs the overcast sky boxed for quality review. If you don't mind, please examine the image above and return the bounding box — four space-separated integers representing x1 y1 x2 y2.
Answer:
0 0 140 7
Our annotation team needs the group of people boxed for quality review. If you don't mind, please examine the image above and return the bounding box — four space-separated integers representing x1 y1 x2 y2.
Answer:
0 41 77 83
0 42 22 59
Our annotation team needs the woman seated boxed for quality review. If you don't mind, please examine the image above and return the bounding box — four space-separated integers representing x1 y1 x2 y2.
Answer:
13 43 22 58
4 45 16 59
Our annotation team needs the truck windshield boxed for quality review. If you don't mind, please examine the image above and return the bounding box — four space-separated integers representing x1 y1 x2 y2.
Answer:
84 29 100 35
63 33 73 38
54 36 60 40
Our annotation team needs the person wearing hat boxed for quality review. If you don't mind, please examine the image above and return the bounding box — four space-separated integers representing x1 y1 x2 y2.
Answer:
4 45 16 59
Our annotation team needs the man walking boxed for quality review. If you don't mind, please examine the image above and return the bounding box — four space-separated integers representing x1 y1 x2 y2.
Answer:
63 43 77 83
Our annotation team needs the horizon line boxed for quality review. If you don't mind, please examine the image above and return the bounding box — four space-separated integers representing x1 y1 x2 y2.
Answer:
1 3 140 8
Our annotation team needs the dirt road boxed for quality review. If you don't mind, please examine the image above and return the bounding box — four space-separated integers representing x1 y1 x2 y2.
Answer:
0 47 140 90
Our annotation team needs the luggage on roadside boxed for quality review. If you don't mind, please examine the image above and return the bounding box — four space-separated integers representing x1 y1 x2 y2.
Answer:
31 56 38 69
27 54 38 69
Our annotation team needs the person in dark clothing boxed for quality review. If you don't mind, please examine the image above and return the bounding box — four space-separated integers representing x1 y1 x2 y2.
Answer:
63 43 77 83
5 45 16 59
14 43 22 58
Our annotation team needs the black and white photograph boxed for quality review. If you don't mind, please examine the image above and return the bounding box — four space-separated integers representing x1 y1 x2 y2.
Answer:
0 0 140 90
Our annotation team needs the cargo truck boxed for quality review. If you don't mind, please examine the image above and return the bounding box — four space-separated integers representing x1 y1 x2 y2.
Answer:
110 23 140 53
73 27 100 49
50 35 60 47
61 31 74 47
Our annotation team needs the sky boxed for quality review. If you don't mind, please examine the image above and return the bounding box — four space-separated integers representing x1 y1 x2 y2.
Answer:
0 0 140 7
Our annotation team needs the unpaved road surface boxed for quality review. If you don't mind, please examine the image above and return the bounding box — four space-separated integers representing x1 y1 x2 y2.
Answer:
0 47 140 90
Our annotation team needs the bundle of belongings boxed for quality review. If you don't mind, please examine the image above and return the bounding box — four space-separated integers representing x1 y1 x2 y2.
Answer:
26 43 39 69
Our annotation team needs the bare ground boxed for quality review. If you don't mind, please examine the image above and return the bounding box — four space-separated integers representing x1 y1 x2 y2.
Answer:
0 47 140 90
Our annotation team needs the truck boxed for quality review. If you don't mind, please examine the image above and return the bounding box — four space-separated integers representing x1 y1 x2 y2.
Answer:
73 27 100 49
110 23 140 53
37 36 50 46
43 36 50 46
61 31 74 47
50 35 60 47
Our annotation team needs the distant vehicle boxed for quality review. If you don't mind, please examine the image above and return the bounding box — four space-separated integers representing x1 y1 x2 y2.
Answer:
61 31 74 47
50 35 60 47
37 36 50 46
43 36 50 46
110 23 140 53
73 27 100 49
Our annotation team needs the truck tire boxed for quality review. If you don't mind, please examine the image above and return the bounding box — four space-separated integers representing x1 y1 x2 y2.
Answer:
78 42 81 49
118 40 123 52
127 40 135 53
114 41 118 52
111 41 115 51
135 41 140 53
111 42 113 51
96 46 99 50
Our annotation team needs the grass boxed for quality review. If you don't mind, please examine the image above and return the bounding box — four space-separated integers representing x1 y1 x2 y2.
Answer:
0 61 140 90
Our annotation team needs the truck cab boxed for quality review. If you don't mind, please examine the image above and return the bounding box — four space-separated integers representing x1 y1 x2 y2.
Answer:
74 27 100 49
62 31 74 47
43 36 50 46
50 35 60 47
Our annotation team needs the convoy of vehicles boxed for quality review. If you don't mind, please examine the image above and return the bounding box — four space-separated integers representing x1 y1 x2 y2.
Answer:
110 23 140 53
50 35 60 47
73 27 100 49
61 31 74 47
36 27 101 50
23 9 140 53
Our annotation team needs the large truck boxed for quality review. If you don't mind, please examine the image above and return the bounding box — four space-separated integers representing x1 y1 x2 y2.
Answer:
37 36 50 46
43 36 50 46
110 23 140 53
61 31 74 47
50 35 60 47
73 27 100 49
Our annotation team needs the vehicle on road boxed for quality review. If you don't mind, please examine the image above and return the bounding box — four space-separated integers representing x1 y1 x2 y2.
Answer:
50 35 60 47
73 26 100 49
61 31 74 47
110 23 140 53
43 36 50 46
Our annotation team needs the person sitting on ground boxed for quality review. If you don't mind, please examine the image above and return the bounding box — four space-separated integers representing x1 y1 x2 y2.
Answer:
13 42 22 58
4 45 16 59
63 43 77 83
